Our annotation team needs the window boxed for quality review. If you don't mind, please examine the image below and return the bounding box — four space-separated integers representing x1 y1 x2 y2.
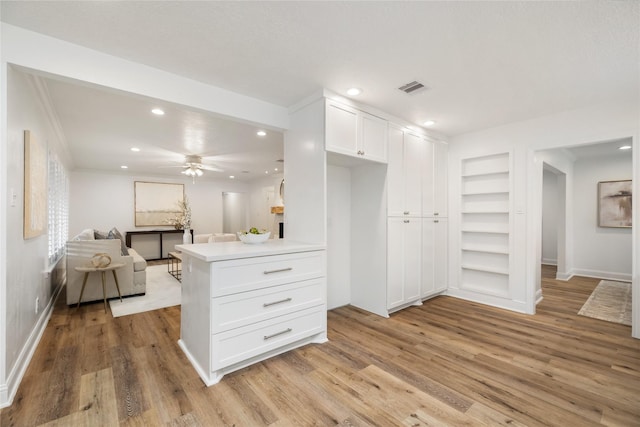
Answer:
48 153 68 266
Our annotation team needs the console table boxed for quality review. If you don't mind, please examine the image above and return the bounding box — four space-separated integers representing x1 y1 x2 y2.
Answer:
125 229 194 260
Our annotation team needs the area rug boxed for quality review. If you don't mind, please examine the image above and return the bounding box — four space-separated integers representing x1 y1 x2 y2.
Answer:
109 264 181 317
578 280 632 326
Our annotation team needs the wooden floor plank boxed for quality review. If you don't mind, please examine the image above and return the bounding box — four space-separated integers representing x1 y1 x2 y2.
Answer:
1 265 638 426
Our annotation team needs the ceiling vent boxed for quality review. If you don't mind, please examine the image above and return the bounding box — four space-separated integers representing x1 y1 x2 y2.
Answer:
398 81 428 95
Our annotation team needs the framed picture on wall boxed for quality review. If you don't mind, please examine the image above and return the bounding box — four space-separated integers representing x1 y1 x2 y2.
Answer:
24 130 48 239
598 180 632 228
134 181 184 226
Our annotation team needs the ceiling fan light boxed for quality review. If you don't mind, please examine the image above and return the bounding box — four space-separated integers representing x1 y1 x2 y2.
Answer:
195 168 203 176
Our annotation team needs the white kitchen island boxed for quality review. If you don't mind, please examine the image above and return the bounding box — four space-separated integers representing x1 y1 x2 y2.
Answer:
176 239 327 386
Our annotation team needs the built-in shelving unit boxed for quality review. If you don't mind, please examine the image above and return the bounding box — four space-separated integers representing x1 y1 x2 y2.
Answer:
460 152 510 297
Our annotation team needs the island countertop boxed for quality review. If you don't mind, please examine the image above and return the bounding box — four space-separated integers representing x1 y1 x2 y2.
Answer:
175 239 325 262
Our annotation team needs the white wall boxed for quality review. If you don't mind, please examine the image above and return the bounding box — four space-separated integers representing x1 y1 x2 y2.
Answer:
572 154 632 280
69 170 249 239
542 169 558 265
2 66 67 406
449 99 639 323
327 165 351 309
247 174 284 236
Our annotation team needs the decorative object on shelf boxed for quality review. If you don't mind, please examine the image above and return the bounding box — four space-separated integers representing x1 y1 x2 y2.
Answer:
237 227 270 244
270 206 284 214
90 252 112 268
23 130 47 239
166 195 192 230
134 181 184 226
598 180 632 228
279 178 285 204
183 228 192 244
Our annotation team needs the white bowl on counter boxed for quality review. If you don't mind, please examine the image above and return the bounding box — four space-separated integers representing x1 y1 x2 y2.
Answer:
237 231 271 244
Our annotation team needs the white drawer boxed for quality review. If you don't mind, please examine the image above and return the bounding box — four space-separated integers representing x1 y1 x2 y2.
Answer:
211 250 325 297
212 278 325 333
211 307 325 370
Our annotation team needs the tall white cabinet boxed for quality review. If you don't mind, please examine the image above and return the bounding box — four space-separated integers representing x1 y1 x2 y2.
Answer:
385 125 448 313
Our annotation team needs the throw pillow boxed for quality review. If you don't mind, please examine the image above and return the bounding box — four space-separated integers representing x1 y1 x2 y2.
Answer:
108 227 129 256
94 229 109 240
72 228 95 241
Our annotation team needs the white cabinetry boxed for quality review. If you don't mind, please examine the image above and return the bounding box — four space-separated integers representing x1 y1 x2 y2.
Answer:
423 141 448 218
422 217 448 297
325 99 388 163
385 124 448 313
178 243 327 385
387 126 424 217
387 217 422 310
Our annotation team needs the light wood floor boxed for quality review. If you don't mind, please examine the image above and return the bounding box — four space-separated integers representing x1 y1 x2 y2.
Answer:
2 266 639 426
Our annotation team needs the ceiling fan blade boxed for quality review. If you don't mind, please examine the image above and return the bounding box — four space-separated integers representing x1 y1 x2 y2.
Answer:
158 165 189 169
200 164 224 172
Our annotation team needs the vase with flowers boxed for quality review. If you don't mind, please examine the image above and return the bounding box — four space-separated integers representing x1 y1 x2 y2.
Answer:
166 196 192 244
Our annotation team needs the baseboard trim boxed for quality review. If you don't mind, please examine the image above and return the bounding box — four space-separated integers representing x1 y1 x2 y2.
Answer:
571 269 631 282
555 270 574 281
541 259 557 266
0 282 64 408
535 289 544 305
446 288 529 314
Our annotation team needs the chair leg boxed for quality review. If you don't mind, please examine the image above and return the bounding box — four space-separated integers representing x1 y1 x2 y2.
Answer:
111 270 123 302
77 273 90 308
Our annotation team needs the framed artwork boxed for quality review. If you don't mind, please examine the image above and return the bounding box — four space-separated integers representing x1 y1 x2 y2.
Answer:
134 181 184 226
24 130 47 239
598 180 632 228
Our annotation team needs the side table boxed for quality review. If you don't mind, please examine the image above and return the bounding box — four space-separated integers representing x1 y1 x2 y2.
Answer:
74 262 126 312
168 251 182 282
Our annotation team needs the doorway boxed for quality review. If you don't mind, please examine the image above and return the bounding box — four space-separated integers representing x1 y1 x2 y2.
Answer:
222 192 248 234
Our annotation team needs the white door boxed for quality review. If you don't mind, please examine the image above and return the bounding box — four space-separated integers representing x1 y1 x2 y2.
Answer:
326 100 358 156
387 126 405 216
360 112 388 162
404 133 424 217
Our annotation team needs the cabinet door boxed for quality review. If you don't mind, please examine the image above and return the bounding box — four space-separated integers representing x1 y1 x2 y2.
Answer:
387 126 405 217
326 100 358 156
422 140 435 217
433 217 448 291
433 142 448 217
387 218 421 310
422 218 447 297
360 112 388 163
404 133 424 217
421 218 435 297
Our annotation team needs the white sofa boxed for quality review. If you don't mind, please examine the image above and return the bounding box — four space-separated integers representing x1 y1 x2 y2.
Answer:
193 233 237 243
66 238 147 305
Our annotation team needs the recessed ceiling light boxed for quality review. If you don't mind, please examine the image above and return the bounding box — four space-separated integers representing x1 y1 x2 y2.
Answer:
257 130 267 137
120 165 128 169
130 147 140 152
347 87 362 96
229 175 235 179
265 171 269 174
274 168 278 172
151 108 165 115
619 145 632 150
423 120 436 127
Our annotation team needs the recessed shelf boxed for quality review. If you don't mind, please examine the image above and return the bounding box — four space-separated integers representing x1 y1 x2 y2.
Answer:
461 170 509 178
462 210 509 214
461 245 509 255
461 228 509 235
459 281 510 298
462 191 509 196
461 264 509 275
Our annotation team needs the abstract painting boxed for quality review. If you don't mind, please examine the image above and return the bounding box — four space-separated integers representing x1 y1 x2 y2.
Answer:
134 181 184 226
24 130 47 239
598 180 632 228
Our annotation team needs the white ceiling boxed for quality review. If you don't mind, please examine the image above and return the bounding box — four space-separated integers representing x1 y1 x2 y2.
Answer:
1 1 638 179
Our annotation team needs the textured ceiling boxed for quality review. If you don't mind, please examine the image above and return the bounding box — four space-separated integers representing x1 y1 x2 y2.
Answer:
1 1 638 179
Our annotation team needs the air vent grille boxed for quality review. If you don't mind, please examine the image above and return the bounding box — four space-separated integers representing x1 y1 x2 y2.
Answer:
398 81 428 95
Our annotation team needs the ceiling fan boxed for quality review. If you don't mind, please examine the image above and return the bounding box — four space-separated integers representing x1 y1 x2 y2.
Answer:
165 154 224 181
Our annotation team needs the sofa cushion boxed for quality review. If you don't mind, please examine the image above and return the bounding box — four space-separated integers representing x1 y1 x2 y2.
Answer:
128 248 147 272
108 227 129 256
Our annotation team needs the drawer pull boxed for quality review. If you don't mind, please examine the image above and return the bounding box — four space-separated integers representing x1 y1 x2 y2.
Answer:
263 267 293 275
263 297 292 307
264 328 292 340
